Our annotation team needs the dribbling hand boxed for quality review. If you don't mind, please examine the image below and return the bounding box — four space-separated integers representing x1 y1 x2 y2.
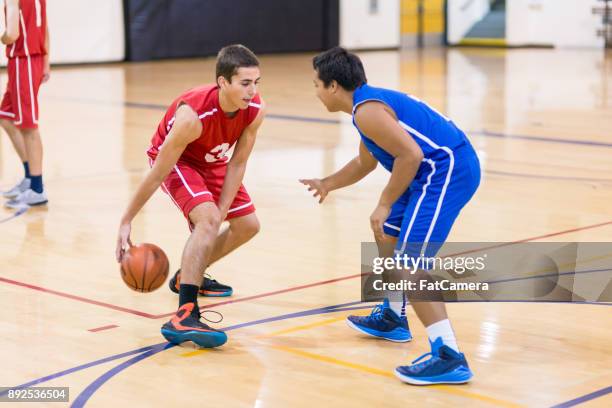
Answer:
116 222 133 262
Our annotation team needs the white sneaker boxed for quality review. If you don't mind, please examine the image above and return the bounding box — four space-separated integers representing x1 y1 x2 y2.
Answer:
5 188 48 208
2 178 31 198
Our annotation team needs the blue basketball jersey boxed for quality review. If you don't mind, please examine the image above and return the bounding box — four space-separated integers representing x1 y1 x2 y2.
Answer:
352 83 469 173
352 83 481 258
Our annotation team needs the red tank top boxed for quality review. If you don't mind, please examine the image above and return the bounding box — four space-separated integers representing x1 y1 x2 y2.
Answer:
147 84 261 167
6 0 47 58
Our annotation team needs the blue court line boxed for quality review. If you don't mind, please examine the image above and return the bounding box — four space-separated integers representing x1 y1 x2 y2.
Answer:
484 268 612 286
550 386 612 407
124 101 342 124
52 96 612 148
0 207 28 224
2 298 610 406
485 169 612 184
472 130 612 149
70 303 369 407
551 386 612 408
0 302 366 399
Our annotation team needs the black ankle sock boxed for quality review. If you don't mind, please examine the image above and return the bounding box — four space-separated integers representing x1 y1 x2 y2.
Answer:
30 175 43 193
179 283 199 314
23 162 30 179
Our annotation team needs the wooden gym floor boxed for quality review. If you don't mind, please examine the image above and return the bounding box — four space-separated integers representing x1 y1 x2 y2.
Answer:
0 47 611 407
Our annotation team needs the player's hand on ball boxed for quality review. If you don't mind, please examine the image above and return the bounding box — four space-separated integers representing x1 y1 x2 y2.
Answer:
116 222 133 262
299 178 329 204
370 204 391 242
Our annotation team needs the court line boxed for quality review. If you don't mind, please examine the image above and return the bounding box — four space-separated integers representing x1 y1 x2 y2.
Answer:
269 345 523 408
0 276 158 318
0 206 28 223
472 130 612 149
3 299 609 406
74 304 520 408
1 219 611 318
124 99 612 148
0 302 367 396
88 325 119 333
485 169 612 184
47 95 612 148
550 386 612 407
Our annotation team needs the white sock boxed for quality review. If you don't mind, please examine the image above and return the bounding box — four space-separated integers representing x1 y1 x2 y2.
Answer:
387 292 407 318
426 319 459 352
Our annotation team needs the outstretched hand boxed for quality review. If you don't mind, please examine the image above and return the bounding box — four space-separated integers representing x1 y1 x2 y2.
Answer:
299 178 329 204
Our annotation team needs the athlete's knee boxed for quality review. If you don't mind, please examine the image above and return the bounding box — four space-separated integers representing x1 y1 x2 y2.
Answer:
190 203 222 235
20 128 39 138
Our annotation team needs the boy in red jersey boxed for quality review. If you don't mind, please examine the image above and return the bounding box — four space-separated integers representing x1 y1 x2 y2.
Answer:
1 0 50 207
115 45 265 348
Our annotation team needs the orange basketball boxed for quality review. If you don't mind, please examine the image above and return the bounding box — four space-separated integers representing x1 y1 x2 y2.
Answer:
120 243 169 293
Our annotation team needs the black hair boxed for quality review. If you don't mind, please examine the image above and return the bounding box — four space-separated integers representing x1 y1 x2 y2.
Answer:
312 47 367 90
216 44 259 83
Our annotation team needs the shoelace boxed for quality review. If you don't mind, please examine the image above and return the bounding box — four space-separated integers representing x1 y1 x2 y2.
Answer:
368 304 385 320
195 309 224 324
203 273 218 284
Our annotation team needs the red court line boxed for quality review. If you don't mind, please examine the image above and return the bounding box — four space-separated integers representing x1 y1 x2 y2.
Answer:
1 219 611 319
0 277 156 318
88 325 119 332
154 273 363 319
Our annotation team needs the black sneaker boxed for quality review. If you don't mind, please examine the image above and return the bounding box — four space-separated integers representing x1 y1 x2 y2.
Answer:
168 269 233 297
161 302 227 348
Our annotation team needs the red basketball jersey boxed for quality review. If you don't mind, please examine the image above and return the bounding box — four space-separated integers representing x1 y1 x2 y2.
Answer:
6 0 47 58
147 84 261 167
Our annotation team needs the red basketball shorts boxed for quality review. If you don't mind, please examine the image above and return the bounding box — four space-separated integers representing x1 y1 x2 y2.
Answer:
149 158 255 228
0 55 44 129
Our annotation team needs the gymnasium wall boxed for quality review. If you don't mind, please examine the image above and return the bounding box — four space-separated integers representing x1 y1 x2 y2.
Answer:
1 0 125 66
506 0 604 47
339 0 400 49
125 0 339 61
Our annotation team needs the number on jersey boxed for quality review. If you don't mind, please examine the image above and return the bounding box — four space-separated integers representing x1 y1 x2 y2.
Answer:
205 143 230 163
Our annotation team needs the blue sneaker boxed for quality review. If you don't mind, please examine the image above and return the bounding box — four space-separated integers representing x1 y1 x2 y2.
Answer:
346 299 412 342
395 338 473 385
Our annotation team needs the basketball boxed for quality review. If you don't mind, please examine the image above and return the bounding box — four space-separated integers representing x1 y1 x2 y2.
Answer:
120 243 169 293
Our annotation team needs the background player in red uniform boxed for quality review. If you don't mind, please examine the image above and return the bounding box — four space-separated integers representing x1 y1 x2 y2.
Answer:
1 0 50 207
115 44 265 348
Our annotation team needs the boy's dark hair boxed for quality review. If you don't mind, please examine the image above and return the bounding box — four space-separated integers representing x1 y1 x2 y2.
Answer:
312 47 367 90
216 44 260 83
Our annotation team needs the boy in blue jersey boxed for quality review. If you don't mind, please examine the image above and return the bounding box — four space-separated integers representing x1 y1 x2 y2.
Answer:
300 47 480 385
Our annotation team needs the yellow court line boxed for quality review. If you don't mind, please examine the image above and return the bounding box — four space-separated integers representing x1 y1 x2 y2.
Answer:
258 316 347 338
271 344 524 408
177 310 522 406
181 348 213 358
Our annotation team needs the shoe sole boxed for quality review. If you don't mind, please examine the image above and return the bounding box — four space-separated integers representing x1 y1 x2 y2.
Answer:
199 289 233 297
161 329 228 348
345 319 412 343
394 368 473 385
4 200 47 209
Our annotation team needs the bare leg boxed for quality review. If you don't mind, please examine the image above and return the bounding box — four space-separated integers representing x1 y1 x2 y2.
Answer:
207 212 260 266
181 202 222 286
21 128 43 177
0 119 27 162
